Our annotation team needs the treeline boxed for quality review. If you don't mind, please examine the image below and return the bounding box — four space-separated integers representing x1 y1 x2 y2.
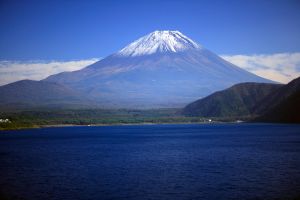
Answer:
0 108 253 130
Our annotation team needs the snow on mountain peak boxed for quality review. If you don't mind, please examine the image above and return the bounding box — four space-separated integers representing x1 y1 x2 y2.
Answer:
117 30 202 57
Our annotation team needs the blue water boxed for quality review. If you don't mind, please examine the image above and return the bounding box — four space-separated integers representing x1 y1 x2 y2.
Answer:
0 124 300 200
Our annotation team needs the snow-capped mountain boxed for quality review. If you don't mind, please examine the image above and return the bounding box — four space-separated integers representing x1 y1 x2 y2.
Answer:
117 30 201 57
45 30 273 108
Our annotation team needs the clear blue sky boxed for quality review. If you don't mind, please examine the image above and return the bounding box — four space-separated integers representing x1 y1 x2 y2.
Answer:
0 0 300 60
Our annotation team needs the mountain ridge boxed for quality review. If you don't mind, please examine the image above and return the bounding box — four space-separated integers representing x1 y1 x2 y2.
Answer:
182 76 300 123
182 82 282 117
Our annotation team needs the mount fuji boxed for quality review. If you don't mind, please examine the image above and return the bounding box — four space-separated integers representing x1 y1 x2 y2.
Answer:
44 30 272 108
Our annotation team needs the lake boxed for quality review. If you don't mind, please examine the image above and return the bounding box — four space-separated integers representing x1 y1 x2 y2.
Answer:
0 124 300 200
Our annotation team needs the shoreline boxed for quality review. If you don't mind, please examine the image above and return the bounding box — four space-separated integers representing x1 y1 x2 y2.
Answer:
1 121 298 131
1 121 235 131
40 121 221 128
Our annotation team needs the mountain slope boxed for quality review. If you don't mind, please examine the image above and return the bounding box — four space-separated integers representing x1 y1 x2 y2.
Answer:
253 76 300 114
182 82 282 117
254 76 300 123
0 80 93 110
45 30 272 108
255 91 300 123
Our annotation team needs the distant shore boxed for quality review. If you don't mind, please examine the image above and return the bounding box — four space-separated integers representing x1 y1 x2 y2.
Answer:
40 122 215 128
1 121 238 131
